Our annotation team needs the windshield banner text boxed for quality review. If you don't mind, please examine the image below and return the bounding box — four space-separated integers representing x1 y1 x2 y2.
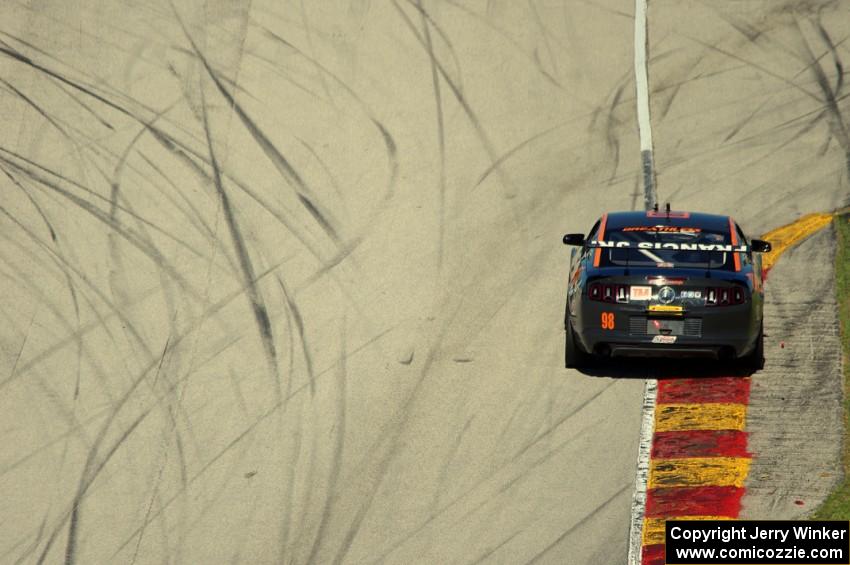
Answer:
588 240 749 252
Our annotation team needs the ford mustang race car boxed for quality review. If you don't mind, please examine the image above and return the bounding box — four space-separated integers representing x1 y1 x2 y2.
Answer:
562 208 772 369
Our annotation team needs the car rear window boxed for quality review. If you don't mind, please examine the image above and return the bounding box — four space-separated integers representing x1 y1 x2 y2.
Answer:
598 226 735 269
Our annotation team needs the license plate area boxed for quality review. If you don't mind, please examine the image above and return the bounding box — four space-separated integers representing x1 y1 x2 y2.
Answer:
646 318 684 336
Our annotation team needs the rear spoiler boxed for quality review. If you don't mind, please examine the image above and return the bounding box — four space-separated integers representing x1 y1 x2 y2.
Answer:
586 240 749 253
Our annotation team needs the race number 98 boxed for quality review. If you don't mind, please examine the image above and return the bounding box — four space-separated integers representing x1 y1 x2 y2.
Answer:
601 312 615 330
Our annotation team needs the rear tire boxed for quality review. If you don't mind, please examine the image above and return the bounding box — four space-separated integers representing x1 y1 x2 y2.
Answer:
565 320 589 368
743 323 765 371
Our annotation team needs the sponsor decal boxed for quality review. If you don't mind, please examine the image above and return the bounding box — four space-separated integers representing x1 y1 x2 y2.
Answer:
588 240 748 252
728 216 742 272
631 285 652 300
657 286 676 304
570 264 584 285
647 210 690 218
593 213 608 268
647 276 686 286
622 226 702 233
652 335 677 344
649 304 683 314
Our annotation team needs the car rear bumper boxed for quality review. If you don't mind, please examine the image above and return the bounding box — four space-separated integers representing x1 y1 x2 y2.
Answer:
607 344 728 359
571 302 760 359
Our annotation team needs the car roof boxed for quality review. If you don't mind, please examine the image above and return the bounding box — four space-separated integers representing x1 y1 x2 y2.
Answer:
602 210 733 232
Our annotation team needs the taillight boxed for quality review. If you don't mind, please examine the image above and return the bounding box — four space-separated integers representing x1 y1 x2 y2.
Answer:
705 286 746 306
589 282 629 303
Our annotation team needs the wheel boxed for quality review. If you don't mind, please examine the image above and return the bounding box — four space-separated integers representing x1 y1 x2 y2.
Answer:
742 323 764 371
565 320 589 368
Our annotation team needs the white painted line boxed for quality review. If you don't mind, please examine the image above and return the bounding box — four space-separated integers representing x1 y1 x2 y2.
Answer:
634 0 653 153
633 0 657 210
627 378 657 565
628 2 658 560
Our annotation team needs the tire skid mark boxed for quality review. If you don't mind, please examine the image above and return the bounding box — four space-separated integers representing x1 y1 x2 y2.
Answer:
390 0 520 205
173 7 344 249
0 146 209 267
106 325 395 562
654 402 746 432
652 430 749 459
199 87 282 399
14 256 387 563
38 336 171 565
649 456 750 488
524 483 632 565
256 24 400 211
439 0 562 91
367 381 619 564
143 115 379 336
304 321 347 565
795 17 850 180
415 0 447 270
2 170 97 404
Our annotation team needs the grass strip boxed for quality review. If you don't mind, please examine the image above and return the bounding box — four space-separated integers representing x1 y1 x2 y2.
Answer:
812 213 850 519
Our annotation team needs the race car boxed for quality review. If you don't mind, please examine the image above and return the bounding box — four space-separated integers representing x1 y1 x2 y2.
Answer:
562 207 772 369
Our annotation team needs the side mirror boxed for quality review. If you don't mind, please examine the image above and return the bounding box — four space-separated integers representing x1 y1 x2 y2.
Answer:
563 233 585 246
751 239 772 253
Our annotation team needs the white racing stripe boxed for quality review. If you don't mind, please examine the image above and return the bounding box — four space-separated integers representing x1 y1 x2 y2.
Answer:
627 0 658 564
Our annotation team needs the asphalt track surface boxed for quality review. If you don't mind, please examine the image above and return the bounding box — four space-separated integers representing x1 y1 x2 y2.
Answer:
0 2 848 564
